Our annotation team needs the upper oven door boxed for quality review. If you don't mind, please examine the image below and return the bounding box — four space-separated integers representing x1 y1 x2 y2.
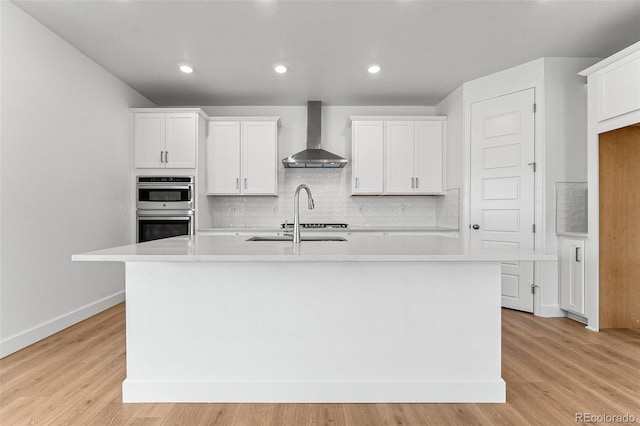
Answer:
137 184 193 210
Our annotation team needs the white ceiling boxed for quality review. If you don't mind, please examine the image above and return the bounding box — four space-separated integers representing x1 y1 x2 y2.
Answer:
12 0 640 106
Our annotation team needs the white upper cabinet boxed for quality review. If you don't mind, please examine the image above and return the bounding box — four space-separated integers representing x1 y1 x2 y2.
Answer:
385 121 415 194
133 110 200 169
351 117 446 195
352 121 384 194
207 122 241 194
207 118 279 195
580 41 640 129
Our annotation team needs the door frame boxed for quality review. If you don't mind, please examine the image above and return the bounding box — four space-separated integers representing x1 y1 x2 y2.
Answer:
462 64 546 316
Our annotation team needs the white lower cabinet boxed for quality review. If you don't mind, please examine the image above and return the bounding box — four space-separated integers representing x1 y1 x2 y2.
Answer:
559 236 586 315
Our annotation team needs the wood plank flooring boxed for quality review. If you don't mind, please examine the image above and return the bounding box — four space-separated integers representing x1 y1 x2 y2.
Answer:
1 303 639 425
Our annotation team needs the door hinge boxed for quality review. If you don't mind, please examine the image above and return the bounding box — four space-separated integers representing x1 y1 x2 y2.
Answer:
532 224 536 233
533 103 537 113
531 283 539 294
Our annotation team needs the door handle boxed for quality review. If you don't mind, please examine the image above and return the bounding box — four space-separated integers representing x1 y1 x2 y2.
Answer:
472 224 480 230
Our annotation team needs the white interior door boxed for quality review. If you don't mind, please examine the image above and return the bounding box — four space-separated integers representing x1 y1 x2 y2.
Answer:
470 88 535 313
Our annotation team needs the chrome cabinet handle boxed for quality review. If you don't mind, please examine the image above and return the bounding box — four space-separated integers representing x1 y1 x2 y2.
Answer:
472 224 480 230
160 151 164 163
165 151 168 163
576 247 581 262
415 177 419 188
244 178 247 189
236 178 239 189
355 177 359 188
411 177 415 188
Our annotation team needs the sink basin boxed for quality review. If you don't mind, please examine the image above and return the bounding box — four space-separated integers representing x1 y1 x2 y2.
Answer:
246 236 347 242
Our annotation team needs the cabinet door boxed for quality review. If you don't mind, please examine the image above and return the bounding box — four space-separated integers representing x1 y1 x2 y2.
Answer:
415 121 445 194
560 237 585 315
352 121 384 194
134 113 165 168
385 121 415 194
242 121 278 195
165 113 197 168
207 122 241 194
597 54 640 122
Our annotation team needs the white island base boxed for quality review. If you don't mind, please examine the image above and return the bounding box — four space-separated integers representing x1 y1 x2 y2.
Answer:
123 260 504 403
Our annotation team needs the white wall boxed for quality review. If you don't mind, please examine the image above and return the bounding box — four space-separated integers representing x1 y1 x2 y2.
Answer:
0 2 153 357
436 86 463 190
201 105 458 228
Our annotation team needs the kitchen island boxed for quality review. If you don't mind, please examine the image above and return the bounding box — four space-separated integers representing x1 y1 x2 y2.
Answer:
73 235 554 403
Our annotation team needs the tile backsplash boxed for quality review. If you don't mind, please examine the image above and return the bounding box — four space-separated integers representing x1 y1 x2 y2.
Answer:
207 166 459 228
556 182 588 235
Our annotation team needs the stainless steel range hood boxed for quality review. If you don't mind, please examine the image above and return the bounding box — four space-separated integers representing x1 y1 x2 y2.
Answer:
282 101 348 168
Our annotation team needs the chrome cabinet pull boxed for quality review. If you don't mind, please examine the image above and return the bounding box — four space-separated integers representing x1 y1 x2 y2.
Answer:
576 247 581 262
160 151 164 163
411 177 415 188
236 178 239 189
355 177 359 188
415 177 419 188
244 178 247 189
165 151 168 163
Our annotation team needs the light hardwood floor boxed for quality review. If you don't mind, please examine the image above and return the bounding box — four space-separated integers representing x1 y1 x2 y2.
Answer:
1 303 639 425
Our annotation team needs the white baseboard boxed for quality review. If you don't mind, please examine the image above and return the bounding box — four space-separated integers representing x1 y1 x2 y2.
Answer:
536 304 565 318
122 378 506 403
0 291 124 358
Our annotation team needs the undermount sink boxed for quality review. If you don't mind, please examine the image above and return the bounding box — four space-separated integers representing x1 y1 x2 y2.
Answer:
246 236 347 242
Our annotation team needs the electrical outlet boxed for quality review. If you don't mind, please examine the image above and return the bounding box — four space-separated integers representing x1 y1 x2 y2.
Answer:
401 205 407 215
358 205 364 215
230 205 238 214
272 206 278 213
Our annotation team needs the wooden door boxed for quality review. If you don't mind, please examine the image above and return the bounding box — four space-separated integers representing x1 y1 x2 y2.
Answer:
470 88 536 312
599 126 640 328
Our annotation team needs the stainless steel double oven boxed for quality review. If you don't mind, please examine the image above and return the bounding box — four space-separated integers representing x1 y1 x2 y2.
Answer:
136 176 194 243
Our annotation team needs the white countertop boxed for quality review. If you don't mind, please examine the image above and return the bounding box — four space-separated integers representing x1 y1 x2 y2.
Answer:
197 226 458 233
73 235 555 263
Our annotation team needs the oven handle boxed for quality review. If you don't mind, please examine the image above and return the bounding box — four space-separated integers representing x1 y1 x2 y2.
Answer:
137 185 193 190
136 210 194 218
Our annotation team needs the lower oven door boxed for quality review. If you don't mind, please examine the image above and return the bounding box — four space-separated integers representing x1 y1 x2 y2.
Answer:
136 210 194 243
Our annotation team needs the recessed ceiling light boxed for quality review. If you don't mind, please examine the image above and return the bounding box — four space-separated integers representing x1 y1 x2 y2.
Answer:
368 64 382 74
179 65 194 74
274 64 288 74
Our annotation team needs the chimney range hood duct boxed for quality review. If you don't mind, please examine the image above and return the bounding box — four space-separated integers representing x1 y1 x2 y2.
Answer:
282 101 348 168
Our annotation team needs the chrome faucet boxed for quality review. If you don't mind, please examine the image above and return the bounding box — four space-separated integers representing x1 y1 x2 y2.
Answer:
293 184 315 243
